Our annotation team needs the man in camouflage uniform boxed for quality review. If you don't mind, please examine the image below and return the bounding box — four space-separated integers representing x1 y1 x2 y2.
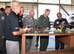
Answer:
37 9 50 51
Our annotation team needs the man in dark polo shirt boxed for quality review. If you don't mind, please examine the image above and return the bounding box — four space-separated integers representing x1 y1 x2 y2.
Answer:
4 1 31 54
54 12 68 50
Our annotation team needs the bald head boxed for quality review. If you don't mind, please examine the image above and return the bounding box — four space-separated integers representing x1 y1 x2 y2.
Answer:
57 12 62 20
29 10 35 18
11 1 21 14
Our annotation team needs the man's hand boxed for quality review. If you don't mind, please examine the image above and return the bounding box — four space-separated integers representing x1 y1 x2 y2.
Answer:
27 28 33 32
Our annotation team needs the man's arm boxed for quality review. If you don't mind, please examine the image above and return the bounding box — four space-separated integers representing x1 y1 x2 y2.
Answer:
10 15 31 36
37 16 43 28
64 19 69 27
12 28 27 35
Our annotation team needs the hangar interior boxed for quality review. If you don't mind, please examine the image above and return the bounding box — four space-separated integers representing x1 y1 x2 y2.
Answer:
0 0 74 53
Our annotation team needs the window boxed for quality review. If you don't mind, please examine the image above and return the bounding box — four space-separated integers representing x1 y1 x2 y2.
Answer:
0 0 71 4
38 0 71 4
38 5 59 21
38 0 59 4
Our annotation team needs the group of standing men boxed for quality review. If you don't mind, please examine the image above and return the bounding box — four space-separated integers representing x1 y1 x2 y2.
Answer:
0 1 69 54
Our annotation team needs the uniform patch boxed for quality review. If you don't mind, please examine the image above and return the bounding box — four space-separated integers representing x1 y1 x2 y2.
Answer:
1 16 5 20
56 21 59 24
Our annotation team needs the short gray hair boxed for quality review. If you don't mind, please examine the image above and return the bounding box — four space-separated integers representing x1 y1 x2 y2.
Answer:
45 9 50 12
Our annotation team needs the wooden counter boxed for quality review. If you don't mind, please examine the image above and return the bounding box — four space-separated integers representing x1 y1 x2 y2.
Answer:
22 33 74 54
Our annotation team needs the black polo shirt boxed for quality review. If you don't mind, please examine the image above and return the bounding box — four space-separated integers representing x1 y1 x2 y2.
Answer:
4 12 20 41
54 18 68 26
54 18 68 30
